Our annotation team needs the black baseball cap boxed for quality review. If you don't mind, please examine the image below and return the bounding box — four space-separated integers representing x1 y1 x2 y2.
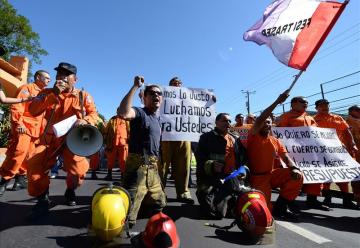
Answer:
54 62 77 74
315 99 329 107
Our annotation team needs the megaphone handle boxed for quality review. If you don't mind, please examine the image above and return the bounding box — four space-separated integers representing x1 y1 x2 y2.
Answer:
48 139 66 158
79 89 85 119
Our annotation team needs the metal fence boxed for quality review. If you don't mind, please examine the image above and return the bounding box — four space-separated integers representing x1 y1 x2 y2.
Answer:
270 70 360 116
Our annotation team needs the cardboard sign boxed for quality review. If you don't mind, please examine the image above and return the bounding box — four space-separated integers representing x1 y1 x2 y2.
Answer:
272 126 360 184
160 86 216 142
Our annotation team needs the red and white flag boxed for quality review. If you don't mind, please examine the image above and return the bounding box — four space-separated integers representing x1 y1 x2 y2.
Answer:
243 0 348 70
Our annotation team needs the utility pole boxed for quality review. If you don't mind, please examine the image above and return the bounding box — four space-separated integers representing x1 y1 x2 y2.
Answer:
241 90 256 115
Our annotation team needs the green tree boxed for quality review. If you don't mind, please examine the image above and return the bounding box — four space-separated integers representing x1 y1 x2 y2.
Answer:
0 0 48 146
0 0 48 63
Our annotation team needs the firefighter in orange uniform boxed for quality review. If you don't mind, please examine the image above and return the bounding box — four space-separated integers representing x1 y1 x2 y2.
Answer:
89 116 106 179
103 111 129 180
314 99 358 209
26 62 98 220
247 90 303 220
277 96 330 210
346 105 360 206
230 113 253 147
0 84 34 104
0 70 50 196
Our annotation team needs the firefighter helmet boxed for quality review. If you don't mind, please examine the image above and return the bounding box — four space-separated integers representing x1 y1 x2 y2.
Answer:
235 190 273 236
131 212 180 248
91 185 131 241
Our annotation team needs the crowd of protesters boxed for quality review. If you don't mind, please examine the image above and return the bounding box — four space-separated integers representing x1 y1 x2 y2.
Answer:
0 64 359 227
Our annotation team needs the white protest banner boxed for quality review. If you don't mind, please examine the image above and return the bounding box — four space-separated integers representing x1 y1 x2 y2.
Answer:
272 126 360 184
160 86 216 142
230 124 252 147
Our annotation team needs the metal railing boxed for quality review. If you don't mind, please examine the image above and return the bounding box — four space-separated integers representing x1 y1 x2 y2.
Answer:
267 70 360 116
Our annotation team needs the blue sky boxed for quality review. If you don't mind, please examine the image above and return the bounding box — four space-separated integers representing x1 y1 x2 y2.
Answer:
9 0 360 120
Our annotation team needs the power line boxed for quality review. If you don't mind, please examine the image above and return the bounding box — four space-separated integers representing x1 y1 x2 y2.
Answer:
222 22 360 111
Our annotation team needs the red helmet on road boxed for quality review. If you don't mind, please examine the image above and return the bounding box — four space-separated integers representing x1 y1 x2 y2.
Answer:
235 190 273 237
131 212 180 248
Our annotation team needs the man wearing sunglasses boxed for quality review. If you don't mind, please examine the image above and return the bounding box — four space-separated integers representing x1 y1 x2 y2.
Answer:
277 96 329 211
118 76 166 228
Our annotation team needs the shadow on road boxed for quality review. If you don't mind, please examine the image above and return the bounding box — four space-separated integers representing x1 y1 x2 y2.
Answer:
47 233 133 248
0 195 92 232
299 211 360 234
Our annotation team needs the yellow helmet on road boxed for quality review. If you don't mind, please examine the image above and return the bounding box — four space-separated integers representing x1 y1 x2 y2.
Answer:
91 184 131 241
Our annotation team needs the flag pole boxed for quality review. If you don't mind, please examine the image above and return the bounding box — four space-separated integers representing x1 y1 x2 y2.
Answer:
288 70 304 92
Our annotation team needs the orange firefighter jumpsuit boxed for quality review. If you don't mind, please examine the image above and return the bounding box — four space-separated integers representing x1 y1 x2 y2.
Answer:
90 152 100 171
104 116 129 173
277 110 319 196
0 83 45 180
230 123 252 148
247 132 303 209
314 113 353 193
26 88 98 197
89 119 106 171
347 116 360 160
346 115 360 202
223 134 237 174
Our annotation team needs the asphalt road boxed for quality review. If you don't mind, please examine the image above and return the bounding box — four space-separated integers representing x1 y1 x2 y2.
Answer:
0 169 359 248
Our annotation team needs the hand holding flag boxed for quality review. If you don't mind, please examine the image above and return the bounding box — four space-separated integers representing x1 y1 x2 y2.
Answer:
243 0 348 71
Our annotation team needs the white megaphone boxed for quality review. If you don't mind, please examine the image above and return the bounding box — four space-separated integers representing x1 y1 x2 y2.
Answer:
66 124 103 157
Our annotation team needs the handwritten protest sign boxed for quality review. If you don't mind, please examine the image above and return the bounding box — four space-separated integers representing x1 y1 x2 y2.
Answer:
230 124 252 147
160 86 216 142
272 126 360 184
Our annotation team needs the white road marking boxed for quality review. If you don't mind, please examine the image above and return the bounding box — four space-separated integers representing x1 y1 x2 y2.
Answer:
277 220 332 244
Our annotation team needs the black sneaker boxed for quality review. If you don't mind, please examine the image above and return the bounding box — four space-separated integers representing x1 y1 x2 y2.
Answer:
104 170 112 181
91 170 98 180
64 188 76 206
323 196 332 207
343 200 359 210
12 175 27 191
306 197 330 211
104 174 112 181
0 178 10 196
274 208 299 221
287 201 301 214
177 196 195 205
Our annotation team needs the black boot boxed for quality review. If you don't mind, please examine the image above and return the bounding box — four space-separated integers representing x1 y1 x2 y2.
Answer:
12 175 27 191
342 193 359 210
64 188 76 206
27 189 50 221
91 170 98 180
322 190 332 207
188 168 196 188
104 169 112 181
0 178 10 196
273 196 299 220
306 195 330 211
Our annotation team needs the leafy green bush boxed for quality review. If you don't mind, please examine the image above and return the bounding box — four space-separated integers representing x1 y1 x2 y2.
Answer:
0 104 10 147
